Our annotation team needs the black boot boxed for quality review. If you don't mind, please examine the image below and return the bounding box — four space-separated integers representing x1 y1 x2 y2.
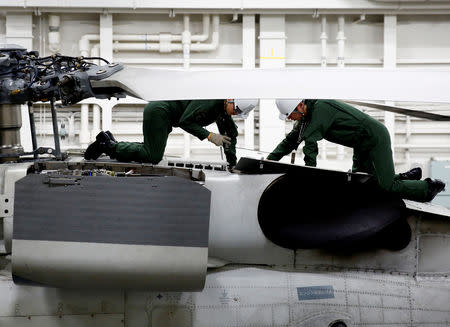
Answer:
84 131 118 160
399 167 422 180
424 178 446 202
105 130 117 143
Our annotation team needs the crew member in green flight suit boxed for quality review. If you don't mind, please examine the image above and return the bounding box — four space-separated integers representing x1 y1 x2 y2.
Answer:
84 99 258 168
267 99 445 202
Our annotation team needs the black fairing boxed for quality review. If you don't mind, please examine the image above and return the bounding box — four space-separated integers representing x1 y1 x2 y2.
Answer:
258 174 408 250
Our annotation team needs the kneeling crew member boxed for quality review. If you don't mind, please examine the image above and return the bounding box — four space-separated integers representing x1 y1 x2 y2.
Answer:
267 99 445 202
84 99 257 168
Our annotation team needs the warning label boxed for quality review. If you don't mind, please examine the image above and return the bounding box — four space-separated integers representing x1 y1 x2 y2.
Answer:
297 286 335 301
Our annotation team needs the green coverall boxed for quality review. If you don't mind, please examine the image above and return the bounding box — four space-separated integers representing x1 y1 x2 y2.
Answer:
267 99 429 202
114 100 238 166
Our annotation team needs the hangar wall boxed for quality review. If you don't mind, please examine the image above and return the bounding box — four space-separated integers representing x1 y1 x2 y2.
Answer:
1 2 449 174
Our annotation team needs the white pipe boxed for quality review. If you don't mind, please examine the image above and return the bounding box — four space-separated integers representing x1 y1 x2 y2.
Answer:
48 14 60 53
182 14 191 69
91 105 101 141
68 114 75 143
113 15 220 53
182 15 191 155
89 45 101 140
405 115 411 167
336 16 346 68
190 15 219 52
242 14 255 150
119 58 240 64
320 16 327 68
114 42 179 51
191 14 210 42
320 16 328 160
336 16 345 161
80 15 210 54
80 104 90 147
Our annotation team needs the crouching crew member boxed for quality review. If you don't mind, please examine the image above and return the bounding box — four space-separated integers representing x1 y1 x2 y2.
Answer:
267 99 445 202
84 99 258 169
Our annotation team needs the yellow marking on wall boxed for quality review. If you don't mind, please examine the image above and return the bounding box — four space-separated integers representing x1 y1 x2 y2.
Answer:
260 57 285 59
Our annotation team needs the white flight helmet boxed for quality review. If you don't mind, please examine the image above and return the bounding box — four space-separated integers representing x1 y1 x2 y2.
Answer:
234 99 258 118
276 99 303 120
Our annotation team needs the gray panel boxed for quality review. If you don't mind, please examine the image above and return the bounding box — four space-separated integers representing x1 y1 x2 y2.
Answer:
13 175 210 247
12 240 207 290
0 279 124 316
430 160 450 208
404 200 450 218
0 315 124 327
418 234 450 274
295 216 418 274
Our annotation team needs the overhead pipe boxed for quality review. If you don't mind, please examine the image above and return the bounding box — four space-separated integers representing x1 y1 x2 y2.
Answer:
191 14 210 42
182 14 191 69
48 15 61 53
320 16 327 67
112 15 220 53
320 16 328 160
80 104 90 148
190 15 219 51
336 16 346 160
79 14 212 55
336 16 346 68
182 15 192 157
90 45 101 140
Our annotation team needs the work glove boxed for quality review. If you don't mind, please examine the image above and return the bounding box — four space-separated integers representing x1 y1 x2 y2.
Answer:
208 132 231 147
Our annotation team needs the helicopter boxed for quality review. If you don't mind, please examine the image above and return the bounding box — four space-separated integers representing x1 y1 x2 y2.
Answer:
1 44 450 326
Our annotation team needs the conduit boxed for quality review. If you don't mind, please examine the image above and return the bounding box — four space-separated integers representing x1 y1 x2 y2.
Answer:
48 15 60 53
79 14 215 55
320 16 327 68
336 15 346 160
320 16 328 160
336 16 345 68
80 104 90 148
111 15 220 53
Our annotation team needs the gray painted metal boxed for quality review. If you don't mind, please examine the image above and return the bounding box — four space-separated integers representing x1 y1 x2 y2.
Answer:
0 104 23 159
13 174 210 247
1 163 450 325
418 233 450 275
295 216 419 275
205 172 295 265
404 200 450 218
127 267 450 327
0 275 124 326
12 240 207 290
430 160 450 208
11 174 210 289
0 163 30 253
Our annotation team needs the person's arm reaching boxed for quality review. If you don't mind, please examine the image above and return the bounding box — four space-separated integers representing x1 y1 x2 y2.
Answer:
302 102 336 166
266 123 301 161
178 101 213 140
216 115 238 167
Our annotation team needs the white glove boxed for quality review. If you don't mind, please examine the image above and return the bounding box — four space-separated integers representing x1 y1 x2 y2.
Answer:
208 132 231 147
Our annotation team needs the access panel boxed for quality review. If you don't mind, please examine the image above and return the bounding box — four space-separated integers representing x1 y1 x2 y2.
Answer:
12 174 210 290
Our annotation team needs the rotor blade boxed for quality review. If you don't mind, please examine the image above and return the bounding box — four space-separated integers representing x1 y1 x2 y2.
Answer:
344 100 450 121
91 67 450 103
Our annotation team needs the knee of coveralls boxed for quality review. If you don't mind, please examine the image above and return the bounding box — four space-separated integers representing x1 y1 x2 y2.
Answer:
141 104 172 164
367 124 396 192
